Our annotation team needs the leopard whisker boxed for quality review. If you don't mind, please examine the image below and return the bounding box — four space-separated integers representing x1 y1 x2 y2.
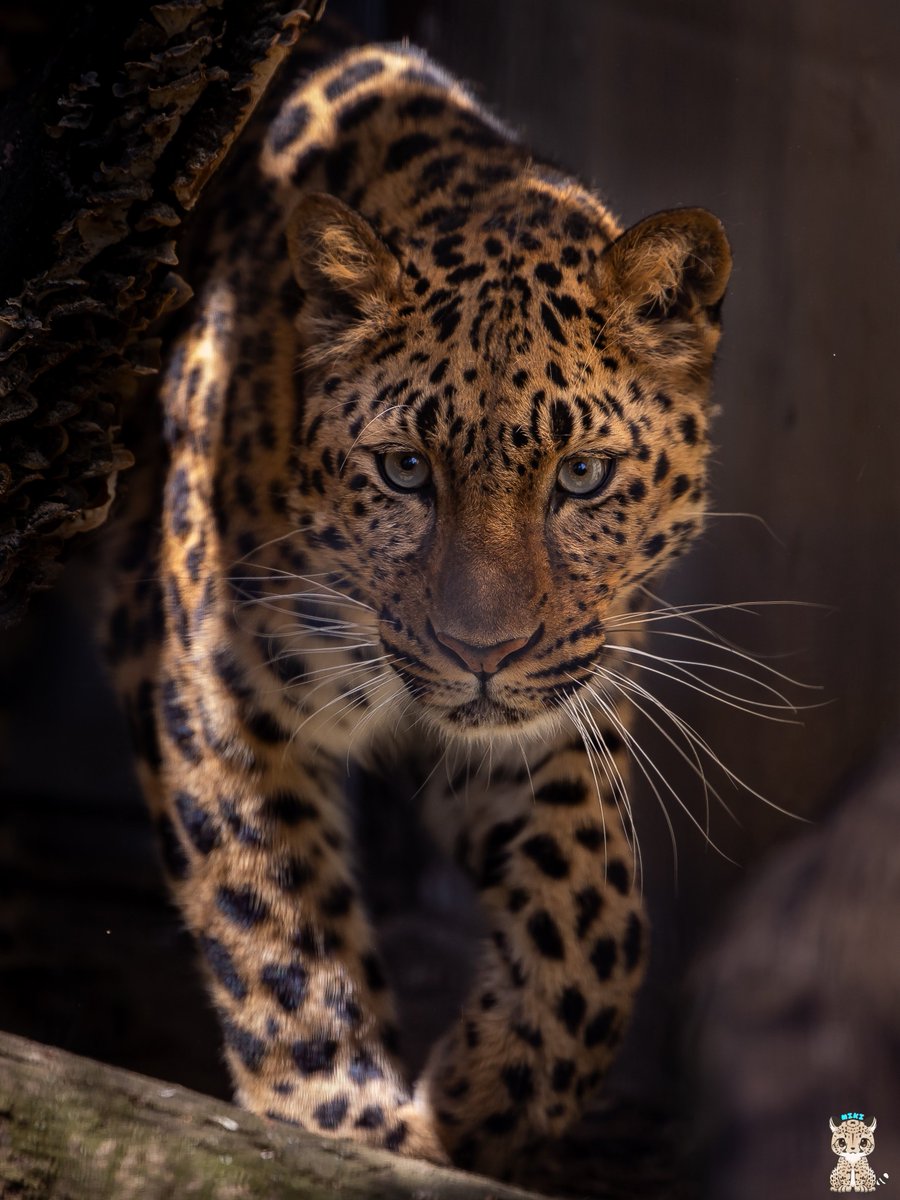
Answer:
235 582 374 614
280 658 395 719
254 618 378 644
407 737 451 804
474 737 494 785
266 661 394 726
516 737 537 808
277 640 382 656
606 598 821 632
271 652 392 687
567 687 643 888
228 531 324 565
612 626 821 683
289 666 398 753
259 568 375 611
259 623 375 644
596 663 808 824
610 586 830 653
570 687 642 881
695 508 785 547
261 613 376 639
595 663 737 835
602 642 803 712
572 685 672 883
307 670 400 759
597 665 746 841
582 677 737 877
444 740 468 800
599 655 805 724
239 597 368 622
345 674 412 761
231 589 366 611
338 403 411 473
561 694 610 874
392 685 429 744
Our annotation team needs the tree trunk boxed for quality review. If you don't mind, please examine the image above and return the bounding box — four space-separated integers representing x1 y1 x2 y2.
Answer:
0 1030 542 1200
0 0 325 628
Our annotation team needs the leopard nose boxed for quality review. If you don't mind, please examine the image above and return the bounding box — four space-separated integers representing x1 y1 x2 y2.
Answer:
429 623 542 676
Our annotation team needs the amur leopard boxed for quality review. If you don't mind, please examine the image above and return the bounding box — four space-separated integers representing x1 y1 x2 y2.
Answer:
103 38 731 1177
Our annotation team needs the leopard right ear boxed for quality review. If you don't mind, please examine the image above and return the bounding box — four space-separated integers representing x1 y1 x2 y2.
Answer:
596 207 731 381
599 207 732 321
285 193 403 340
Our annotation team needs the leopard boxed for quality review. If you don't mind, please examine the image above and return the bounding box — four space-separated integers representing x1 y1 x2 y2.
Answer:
830 1117 878 1192
101 35 731 1179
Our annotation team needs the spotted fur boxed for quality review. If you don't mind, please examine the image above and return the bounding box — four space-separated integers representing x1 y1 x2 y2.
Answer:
103 40 731 1178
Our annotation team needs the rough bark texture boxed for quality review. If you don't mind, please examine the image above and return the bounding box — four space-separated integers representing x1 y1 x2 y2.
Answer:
0 1030 544 1200
0 0 325 628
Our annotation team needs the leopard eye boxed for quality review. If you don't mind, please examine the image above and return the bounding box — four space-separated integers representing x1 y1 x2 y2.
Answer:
557 454 615 498
377 449 432 492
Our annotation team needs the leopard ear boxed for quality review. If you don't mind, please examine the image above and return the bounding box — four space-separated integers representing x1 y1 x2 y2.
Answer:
600 207 732 322
285 192 403 338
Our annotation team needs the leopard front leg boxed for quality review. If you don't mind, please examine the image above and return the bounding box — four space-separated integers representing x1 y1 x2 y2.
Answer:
151 647 447 1162
419 735 646 1176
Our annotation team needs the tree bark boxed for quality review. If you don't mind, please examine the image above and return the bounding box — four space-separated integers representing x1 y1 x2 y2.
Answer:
0 0 325 628
0 1030 542 1200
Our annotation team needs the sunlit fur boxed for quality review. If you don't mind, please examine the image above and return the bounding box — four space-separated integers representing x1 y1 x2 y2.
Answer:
100 39 749 1180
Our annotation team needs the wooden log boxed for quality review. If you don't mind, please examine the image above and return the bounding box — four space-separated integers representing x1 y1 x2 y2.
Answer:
0 1029 542 1200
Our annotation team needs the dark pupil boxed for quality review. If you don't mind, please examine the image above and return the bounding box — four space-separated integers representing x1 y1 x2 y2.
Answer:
572 460 589 476
400 454 419 472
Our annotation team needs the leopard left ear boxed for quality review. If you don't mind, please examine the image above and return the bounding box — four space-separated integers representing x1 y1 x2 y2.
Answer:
286 192 403 335
600 207 732 323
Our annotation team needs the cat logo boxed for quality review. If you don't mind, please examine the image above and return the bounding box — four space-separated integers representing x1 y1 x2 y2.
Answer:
829 1114 885 1192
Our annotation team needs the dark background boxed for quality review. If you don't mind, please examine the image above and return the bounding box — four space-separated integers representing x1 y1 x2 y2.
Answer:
2 1 898 1195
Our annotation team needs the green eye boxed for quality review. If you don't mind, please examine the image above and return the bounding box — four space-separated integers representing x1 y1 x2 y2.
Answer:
378 450 432 492
557 454 615 498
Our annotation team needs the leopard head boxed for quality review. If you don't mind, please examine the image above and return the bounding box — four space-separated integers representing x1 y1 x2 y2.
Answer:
285 187 731 739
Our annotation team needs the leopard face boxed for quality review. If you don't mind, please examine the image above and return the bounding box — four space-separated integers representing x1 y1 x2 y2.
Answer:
284 190 729 740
